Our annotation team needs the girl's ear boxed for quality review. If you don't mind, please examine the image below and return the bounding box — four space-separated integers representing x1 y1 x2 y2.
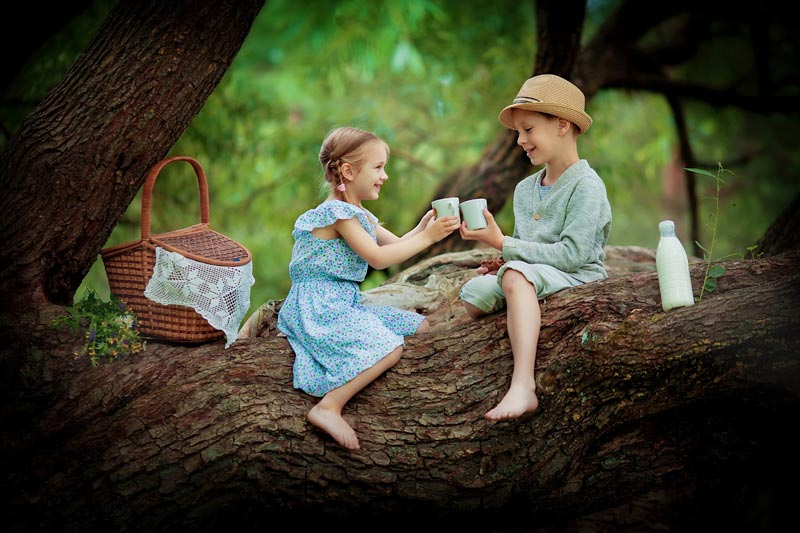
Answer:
341 162 354 178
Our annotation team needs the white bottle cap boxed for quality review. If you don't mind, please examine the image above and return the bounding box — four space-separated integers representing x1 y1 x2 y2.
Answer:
659 220 675 232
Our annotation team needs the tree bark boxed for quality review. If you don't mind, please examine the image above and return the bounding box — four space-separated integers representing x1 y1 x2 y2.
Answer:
755 192 800 257
2 248 798 531
0 0 263 311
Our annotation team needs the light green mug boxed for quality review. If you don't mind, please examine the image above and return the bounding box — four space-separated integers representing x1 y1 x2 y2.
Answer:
431 197 460 223
460 198 488 230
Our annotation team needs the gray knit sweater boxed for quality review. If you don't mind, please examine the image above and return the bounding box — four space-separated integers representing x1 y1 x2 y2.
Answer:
502 159 612 283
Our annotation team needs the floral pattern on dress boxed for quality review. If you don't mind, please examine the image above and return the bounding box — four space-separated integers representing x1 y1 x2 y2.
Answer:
277 200 424 397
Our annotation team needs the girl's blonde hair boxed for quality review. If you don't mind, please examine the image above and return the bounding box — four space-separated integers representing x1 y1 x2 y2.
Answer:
318 126 390 200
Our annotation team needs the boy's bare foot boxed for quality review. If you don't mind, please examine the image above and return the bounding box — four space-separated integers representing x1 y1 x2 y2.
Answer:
484 385 539 420
308 404 360 450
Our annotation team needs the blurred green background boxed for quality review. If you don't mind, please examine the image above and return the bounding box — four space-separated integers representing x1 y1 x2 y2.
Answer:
3 0 799 322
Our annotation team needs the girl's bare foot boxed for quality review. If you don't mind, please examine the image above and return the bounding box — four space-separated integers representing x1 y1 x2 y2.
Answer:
484 385 539 420
308 404 360 450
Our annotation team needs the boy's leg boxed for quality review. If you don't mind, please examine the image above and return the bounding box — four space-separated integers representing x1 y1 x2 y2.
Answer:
460 274 505 319
463 301 486 319
485 269 540 420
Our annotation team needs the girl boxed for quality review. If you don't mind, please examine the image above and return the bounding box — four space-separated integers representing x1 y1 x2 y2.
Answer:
459 74 612 421
277 126 459 450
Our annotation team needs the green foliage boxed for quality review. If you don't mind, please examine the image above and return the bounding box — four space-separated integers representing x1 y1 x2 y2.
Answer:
52 288 146 366
583 91 674 249
4 0 800 322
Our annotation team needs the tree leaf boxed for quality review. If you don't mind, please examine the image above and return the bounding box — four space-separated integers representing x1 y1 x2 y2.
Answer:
708 264 726 278
684 167 717 178
703 277 718 293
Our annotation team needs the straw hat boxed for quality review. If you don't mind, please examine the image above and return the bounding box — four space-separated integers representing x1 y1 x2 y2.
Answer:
498 74 592 133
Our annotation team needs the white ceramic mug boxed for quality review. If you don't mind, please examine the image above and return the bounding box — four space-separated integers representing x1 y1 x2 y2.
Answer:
460 198 488 230
431 197 460 223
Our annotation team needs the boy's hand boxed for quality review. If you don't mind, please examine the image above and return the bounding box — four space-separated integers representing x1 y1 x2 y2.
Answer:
459 209 504 250
479 257 506 275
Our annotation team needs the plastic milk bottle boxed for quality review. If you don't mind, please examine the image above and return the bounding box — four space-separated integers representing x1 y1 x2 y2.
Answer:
656 220 695 311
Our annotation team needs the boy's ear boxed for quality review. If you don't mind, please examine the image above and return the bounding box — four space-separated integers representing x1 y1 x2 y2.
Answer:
558 117 573 135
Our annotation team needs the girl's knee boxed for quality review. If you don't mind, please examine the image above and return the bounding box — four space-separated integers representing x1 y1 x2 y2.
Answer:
416 318 431 334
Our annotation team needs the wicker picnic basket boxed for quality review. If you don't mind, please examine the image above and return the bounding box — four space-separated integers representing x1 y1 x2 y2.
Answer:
101 156 252 343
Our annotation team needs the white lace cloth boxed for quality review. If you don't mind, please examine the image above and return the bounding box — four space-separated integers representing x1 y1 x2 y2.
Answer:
144 247 255 348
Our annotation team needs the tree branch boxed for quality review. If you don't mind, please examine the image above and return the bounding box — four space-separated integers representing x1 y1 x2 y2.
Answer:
3 249 798 530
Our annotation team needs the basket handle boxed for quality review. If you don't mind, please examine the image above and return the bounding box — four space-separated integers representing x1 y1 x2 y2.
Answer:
140 156 210 240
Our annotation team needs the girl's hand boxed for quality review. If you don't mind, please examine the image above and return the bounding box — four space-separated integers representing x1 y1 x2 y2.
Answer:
401 209 436 240
459 209 504 250
418 209 436 230
426 215 460 243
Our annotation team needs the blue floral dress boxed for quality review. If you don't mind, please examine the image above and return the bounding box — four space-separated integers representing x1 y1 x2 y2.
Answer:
277 200 425 397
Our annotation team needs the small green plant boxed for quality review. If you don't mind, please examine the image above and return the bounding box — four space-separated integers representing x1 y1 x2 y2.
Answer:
685 163 742 301
52 288 146 366
745 244 764 260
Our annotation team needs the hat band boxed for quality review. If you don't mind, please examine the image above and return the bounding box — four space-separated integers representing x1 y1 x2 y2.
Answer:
512 96 542 104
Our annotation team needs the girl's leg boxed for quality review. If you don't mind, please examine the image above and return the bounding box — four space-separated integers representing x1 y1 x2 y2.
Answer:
308 345 404 450
485 269 540 420
415 318 431 334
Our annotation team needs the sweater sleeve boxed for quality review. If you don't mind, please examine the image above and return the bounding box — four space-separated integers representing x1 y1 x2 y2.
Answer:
502 177 609 273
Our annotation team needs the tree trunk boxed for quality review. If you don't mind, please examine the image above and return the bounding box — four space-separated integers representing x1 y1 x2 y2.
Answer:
755 192 800 257
0 0 263 311
2 248 798 531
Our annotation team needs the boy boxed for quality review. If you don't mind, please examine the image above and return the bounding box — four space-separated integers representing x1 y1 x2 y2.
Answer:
459 74 612 420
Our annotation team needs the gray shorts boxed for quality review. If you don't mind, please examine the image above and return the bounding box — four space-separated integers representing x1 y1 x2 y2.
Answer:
459 260 582 313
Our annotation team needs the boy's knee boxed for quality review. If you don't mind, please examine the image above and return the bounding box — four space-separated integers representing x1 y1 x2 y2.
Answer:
459 275 502 317
463 301 486 320
501 269 534 293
